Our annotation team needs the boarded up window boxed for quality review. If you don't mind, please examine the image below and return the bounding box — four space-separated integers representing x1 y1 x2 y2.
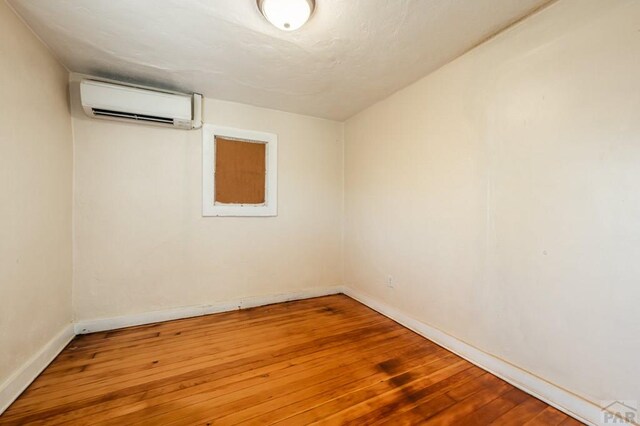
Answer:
214 137 266 204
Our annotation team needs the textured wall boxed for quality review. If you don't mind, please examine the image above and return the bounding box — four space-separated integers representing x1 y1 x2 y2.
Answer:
71 79 344 320
0 1 72 389
345 0 640 405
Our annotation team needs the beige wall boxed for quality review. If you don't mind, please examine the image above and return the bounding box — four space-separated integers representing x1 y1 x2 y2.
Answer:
71 79 344 320
345 0 640 405
0 2 72 386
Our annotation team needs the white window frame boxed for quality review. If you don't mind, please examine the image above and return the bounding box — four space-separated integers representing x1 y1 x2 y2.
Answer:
202 124 277 217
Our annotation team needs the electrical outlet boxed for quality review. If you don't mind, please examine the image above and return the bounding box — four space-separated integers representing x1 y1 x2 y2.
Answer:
386 274 395 289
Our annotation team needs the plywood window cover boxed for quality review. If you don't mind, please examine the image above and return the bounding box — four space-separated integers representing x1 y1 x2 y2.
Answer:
214 136 267 206
202 124 277 217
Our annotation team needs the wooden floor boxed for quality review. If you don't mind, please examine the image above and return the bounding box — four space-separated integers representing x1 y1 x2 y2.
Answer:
1 295 582 425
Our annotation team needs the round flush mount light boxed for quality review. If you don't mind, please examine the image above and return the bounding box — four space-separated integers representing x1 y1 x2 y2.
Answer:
257 0 315 31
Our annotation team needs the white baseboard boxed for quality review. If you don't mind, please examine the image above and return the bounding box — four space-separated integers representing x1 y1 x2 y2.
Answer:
74 286 343 334
341 286 609 426
0 324 74 415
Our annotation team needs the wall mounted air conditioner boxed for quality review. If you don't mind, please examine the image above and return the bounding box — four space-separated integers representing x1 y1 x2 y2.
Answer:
80 79 202 130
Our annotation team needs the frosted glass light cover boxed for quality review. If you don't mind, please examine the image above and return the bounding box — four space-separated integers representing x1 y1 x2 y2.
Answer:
259 0 314 31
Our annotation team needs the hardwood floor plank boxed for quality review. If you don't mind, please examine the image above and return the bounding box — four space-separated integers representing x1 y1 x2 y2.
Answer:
559 416 586 426
68 331 422 425
0 295 584 426
187 347 458 425
46 299 367 368
21 329 414 425
420 380 513 425
453 388 531 425
13 310 393 402
313 362 481 425
260 357 474 425
94 335 431 425
489 397 549 425
26 310 384 394
524 406 571 425
4 321 397 421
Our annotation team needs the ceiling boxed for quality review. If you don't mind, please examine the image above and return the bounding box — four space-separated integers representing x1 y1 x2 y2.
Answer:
8 0 551 120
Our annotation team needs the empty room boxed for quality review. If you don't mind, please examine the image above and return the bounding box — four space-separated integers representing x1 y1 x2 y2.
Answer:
1 0 638 424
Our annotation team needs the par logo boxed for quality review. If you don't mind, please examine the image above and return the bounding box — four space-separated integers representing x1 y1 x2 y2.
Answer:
601 401 638 425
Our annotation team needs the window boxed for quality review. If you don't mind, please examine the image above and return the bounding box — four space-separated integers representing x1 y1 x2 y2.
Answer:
202 124 277 216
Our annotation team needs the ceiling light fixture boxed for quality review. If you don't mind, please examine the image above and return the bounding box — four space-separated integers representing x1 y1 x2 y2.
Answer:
257 0 315 31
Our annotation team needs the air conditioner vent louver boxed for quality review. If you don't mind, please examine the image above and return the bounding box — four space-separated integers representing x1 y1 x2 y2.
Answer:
92 108 174 124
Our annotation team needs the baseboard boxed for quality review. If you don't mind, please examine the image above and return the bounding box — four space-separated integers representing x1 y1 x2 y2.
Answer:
341 286 608 426
0 324 74 415
74 286 343 334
